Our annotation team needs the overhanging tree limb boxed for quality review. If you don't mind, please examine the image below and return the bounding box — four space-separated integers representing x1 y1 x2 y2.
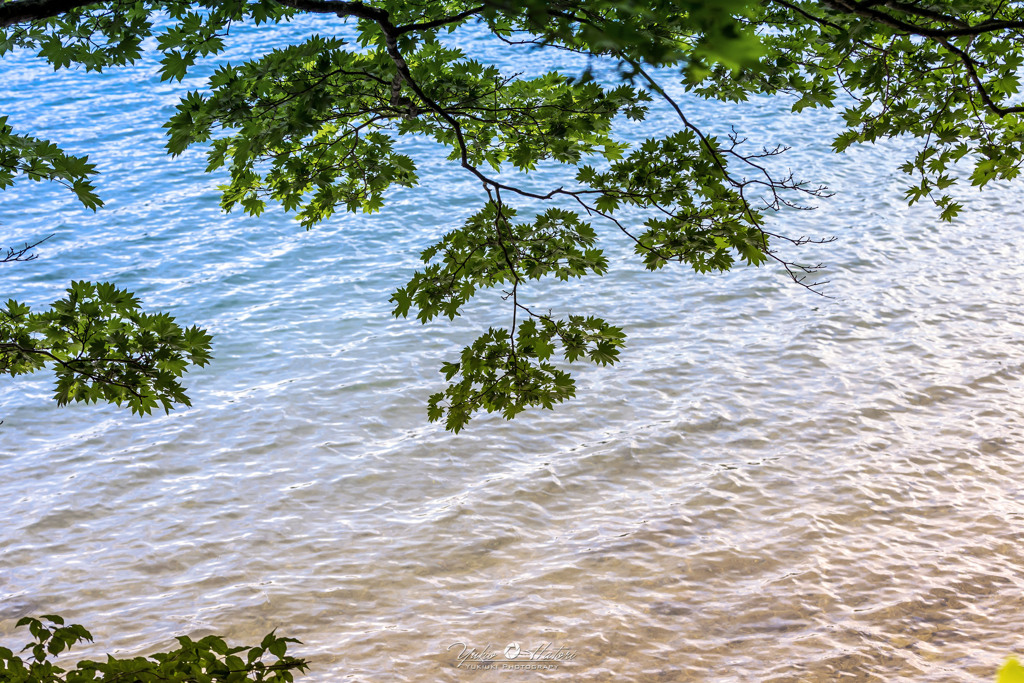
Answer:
0 0 98 27
5 0 1024 428
818 0 1024 37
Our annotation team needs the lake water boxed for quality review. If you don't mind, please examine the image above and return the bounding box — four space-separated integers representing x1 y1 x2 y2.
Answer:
2 15 1024 682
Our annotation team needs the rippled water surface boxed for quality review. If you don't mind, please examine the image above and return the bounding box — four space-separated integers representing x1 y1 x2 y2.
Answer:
2 16 1024 682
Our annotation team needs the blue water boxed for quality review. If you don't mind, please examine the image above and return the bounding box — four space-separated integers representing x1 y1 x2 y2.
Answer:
3 14 1024 682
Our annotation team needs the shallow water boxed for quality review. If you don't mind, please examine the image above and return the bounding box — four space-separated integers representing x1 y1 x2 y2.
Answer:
2 16 1024 682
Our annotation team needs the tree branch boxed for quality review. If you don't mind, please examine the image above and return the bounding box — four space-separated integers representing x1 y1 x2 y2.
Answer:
394 5 487 35
0 342 146 398
0 0 99 27
819 0 1024 38
1 235 51 263
815 0 1024 116
270 0 388 22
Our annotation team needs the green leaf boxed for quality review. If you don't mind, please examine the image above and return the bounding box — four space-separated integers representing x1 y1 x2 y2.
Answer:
999 657 1024 683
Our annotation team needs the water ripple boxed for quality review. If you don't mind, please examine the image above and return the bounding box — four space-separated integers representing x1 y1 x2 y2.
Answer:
2 18 1024 683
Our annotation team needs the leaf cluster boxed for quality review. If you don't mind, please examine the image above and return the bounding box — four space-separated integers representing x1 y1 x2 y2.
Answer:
0 117 99 210
1 281 212 415
692 0 1024 221
0 615 307 683
391 201 623 431
578 130 769 272
424 314 625 433
393 203 607 322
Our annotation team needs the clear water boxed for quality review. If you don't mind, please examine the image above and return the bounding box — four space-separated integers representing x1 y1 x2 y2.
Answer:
2 16 1024 682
